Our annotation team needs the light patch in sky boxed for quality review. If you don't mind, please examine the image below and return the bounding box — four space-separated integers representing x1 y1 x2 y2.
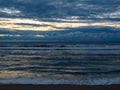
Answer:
0 18 120 31
0 34 21 37
35 35 45 38
95 11 120 19
0 8 22 16
94 6 120 19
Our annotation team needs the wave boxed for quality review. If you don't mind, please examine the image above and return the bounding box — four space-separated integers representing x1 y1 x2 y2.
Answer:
0 44 120 50
0 77 120 85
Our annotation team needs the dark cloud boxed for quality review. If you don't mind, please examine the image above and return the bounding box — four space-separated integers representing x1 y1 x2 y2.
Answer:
0 0 120 42
0 0 119 20
1 27 120 42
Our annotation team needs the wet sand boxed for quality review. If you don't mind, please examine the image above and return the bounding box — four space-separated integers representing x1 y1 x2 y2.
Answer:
0 84 120 90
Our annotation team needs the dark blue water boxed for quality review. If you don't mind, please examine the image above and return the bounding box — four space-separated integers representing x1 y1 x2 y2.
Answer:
0 42 120 85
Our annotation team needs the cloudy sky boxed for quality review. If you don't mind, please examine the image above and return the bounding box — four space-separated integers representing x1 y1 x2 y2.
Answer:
0 0 120 42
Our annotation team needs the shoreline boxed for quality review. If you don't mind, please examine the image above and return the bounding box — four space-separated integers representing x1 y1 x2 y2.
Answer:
0 84 120 90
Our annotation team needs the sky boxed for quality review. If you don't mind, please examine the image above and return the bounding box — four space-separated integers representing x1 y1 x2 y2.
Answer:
0 0 120 42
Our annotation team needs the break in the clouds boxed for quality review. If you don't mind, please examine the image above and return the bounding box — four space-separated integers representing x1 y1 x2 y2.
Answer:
0 0 120 42
0 18 120 31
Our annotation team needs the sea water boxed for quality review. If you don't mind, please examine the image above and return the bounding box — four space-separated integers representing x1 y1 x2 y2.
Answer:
0 42 120 85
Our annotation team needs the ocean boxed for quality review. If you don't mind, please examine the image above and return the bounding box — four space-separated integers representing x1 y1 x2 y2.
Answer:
0 42 120 85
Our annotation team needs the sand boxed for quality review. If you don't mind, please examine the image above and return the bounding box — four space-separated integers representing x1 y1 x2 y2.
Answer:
0 84 120 90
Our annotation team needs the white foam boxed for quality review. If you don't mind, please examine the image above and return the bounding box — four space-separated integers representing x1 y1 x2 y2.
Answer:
0 77 120 85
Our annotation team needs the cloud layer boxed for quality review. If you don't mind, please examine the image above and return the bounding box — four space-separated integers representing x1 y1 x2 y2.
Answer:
0 27 120 42
0 0 120 42
0 0 120 20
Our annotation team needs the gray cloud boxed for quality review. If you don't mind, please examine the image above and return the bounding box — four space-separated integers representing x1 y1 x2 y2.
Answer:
0 0 120 42
0 7 23 16
0 0 119 20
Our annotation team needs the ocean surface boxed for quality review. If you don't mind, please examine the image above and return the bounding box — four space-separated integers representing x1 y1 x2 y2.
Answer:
0 42 120 85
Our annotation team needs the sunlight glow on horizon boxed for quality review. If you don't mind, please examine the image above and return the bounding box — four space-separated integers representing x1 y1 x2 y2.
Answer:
0 18 120 31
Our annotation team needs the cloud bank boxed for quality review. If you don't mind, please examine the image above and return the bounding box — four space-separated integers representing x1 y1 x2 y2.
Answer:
0 0 120 42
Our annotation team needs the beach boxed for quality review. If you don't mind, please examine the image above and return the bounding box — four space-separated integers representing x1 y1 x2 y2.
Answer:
0 0 120 89
0 84 120 90
0 43 120 88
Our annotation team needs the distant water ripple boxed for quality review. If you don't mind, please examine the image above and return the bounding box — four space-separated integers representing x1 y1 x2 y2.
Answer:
0 43 120 85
